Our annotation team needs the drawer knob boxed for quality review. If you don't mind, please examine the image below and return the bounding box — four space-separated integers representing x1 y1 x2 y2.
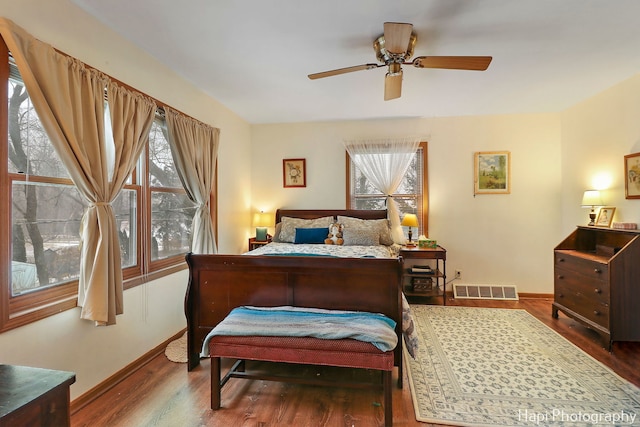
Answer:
557 275 564 280
594 288 601 294
558 258 565 262
594 268 601 274
594 310 600 316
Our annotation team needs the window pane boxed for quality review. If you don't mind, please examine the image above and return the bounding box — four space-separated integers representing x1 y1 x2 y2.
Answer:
151 192 195 260
11 181 84 295
113 189 137 268
148 121 181 187
8 70 69 179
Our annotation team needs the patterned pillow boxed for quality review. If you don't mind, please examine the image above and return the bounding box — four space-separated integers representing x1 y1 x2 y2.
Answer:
278 216 334 243
342 227 380 246
272 222 284 242
337 216 393 246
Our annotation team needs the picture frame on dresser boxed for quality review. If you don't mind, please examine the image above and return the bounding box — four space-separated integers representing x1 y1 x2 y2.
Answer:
595 206 615 228
624 152 640 199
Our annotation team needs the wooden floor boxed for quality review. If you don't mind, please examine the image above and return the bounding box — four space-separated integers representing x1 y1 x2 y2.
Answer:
71 297 640 427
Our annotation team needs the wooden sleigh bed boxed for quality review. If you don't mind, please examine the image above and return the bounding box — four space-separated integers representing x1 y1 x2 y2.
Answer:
184 209 406 426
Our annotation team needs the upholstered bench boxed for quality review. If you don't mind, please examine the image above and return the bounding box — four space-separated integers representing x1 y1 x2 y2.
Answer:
209 334 397 427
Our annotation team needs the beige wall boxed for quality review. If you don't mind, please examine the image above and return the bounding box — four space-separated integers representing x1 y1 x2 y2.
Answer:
252 114 563 294
0 0 251 399
2 0 640 405
560 73 640 234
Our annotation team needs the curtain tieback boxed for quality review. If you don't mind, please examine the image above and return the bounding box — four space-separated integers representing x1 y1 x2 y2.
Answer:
90 202 111 207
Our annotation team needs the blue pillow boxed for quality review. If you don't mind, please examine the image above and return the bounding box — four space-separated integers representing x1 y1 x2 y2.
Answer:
294 227 329 244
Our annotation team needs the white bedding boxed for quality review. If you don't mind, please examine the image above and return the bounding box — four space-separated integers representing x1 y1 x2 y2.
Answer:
245 242 400 258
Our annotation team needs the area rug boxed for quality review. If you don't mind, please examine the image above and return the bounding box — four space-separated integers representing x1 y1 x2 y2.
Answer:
164 331 187 363
405 306 640 426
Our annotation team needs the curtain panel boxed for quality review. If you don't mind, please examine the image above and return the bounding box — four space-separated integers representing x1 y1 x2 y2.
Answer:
0 18 156 325
344 137 421 244
164 107 220 254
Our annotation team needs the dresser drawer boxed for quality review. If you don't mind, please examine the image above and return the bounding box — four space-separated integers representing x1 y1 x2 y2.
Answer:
554 253 608 280
555 267 610 328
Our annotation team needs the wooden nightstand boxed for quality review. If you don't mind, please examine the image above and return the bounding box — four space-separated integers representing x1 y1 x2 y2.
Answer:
400 245 447 305
248 235 272 251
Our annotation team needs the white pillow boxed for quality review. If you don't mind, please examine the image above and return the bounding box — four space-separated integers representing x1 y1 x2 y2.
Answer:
337 216 393 246
278 216 334 243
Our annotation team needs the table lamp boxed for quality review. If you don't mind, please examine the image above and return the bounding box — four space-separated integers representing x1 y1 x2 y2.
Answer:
401 213 419 245
581 190 603 226
253 211 273 242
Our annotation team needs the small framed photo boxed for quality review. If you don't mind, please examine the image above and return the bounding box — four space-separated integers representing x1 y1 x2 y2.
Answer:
595 206 616 228
624 152 640 199
283 158 306 188
474 151 511 195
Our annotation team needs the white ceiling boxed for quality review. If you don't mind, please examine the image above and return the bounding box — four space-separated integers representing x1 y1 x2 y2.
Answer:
71 0 640 124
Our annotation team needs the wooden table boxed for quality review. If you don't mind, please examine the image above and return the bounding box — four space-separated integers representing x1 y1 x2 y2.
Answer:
0 364 75 427
400 245 447 305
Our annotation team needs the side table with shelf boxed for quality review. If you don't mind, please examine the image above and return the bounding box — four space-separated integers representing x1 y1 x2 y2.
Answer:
400 245 447 305
248 235 272 251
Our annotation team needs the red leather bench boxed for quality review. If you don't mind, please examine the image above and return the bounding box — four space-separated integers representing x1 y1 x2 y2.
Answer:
209 335 397 427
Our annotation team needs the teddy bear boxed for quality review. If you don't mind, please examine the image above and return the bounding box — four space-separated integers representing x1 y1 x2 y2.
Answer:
324 222 344 245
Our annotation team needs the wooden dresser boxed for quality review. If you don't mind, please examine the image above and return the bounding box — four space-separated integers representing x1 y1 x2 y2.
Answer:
552 226 640 349
0 365 75 427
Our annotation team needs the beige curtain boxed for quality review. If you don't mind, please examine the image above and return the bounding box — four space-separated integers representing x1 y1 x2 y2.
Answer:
0 18 156 325
164 107 219 254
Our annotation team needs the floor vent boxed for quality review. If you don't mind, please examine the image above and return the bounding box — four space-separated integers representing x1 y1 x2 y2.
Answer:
453 284 519 301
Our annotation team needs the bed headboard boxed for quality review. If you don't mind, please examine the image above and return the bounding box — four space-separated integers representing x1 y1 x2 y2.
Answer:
275 209 387 224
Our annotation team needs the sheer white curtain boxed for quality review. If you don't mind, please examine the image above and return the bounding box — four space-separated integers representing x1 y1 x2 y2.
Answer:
344 137 421 244
164 107 220 254
1 18 156 325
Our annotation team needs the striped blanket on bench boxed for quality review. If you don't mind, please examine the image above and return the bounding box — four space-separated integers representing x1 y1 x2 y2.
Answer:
201 305 398 356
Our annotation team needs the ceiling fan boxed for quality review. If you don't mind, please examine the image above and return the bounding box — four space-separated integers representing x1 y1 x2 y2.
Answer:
308 22 492 101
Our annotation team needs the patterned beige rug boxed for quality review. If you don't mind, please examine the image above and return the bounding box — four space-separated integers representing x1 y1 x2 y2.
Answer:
405 306 640 426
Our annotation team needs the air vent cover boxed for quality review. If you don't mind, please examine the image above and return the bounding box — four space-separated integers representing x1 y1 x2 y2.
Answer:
453 284 518 300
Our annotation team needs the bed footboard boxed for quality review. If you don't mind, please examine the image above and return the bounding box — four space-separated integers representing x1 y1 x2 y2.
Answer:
184 253 403 373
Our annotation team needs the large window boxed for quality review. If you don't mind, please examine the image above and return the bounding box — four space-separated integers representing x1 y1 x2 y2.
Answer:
1 41 208 331
346 141 428 237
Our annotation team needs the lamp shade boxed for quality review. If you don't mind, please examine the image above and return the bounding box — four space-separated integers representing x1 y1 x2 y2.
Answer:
581 190 603 207
401 213 419 227
253 211 274 227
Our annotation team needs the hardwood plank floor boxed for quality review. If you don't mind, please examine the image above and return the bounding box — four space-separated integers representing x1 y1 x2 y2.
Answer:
71 297 640 427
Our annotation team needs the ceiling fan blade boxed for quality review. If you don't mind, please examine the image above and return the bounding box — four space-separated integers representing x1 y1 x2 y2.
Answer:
384 22 413 54
412 56 492 71
308 63 380 80
384 71 403 101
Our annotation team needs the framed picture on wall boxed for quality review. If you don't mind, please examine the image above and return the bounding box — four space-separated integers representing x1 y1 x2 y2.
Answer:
595 206 616 227
624 152 640 199
283 158 306 188
474 151 511 195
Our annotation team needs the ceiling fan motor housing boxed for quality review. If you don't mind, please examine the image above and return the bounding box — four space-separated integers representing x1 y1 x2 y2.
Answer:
374 33 416 64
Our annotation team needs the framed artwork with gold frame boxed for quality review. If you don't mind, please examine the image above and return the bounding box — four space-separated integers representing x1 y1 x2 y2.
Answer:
283 158 306 188
474 151 511 195
595 206 616 228
624 152 640 199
